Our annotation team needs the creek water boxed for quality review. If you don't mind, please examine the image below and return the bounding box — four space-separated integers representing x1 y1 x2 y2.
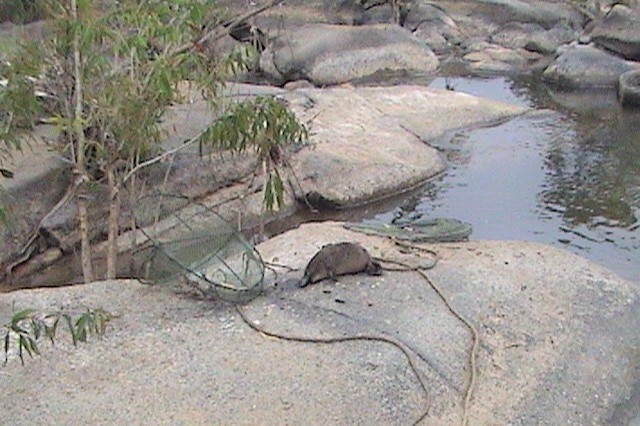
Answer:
361 76 640 282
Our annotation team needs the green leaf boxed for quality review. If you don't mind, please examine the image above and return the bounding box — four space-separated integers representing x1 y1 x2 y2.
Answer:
27 337 40 356
31 319 42 340
75 314 89 343
63 314 78 347
10 308 37 326
11 324 29 335
0 168 14 178
45 317 59 345
263 175 274 211
273 171 284 209
156 71 172 100
4 331 9 365
18 335 24 365
19 335 33 359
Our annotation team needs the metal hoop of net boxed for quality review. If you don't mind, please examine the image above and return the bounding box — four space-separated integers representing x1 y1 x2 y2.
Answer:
131 193 265 303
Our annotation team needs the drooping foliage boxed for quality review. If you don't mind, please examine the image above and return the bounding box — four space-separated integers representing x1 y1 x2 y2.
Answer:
0 0 305 281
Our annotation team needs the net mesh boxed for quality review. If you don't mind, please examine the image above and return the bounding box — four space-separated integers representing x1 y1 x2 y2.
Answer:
132 193 265 303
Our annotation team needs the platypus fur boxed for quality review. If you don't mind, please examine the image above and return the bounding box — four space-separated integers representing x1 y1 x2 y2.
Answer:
298 242 382 288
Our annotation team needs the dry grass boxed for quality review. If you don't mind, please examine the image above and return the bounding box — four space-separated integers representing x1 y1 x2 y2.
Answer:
0 20 47 58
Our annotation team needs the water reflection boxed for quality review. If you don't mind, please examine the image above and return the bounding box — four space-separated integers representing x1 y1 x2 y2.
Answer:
542 124 638 229
370 77 640 282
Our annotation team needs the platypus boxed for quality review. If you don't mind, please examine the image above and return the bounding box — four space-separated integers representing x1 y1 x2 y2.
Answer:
298 242 382 288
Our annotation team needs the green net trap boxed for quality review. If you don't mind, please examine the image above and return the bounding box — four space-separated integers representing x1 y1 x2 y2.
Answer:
132 193 265 303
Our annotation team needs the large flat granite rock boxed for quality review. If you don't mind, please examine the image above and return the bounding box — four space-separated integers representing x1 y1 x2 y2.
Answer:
1 221 638 425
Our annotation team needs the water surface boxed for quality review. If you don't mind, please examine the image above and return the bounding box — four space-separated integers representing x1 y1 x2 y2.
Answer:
365 77 640 282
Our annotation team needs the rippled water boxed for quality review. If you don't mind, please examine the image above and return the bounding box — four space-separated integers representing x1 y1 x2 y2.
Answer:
365 77 640 282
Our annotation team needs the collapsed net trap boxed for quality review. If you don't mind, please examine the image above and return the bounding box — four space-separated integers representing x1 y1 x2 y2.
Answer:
132 193 265 303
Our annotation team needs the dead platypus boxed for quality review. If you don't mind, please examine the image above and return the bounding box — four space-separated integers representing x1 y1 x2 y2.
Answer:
298 242 382 288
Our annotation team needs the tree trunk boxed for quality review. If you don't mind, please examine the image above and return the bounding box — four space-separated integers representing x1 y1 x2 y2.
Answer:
392 0 400 24
106 166 120 279
77 194 94 282
71 0 94 283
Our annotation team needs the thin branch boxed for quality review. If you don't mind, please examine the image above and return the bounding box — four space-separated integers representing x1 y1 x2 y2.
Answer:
172 0 284 56
121 130 204 184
